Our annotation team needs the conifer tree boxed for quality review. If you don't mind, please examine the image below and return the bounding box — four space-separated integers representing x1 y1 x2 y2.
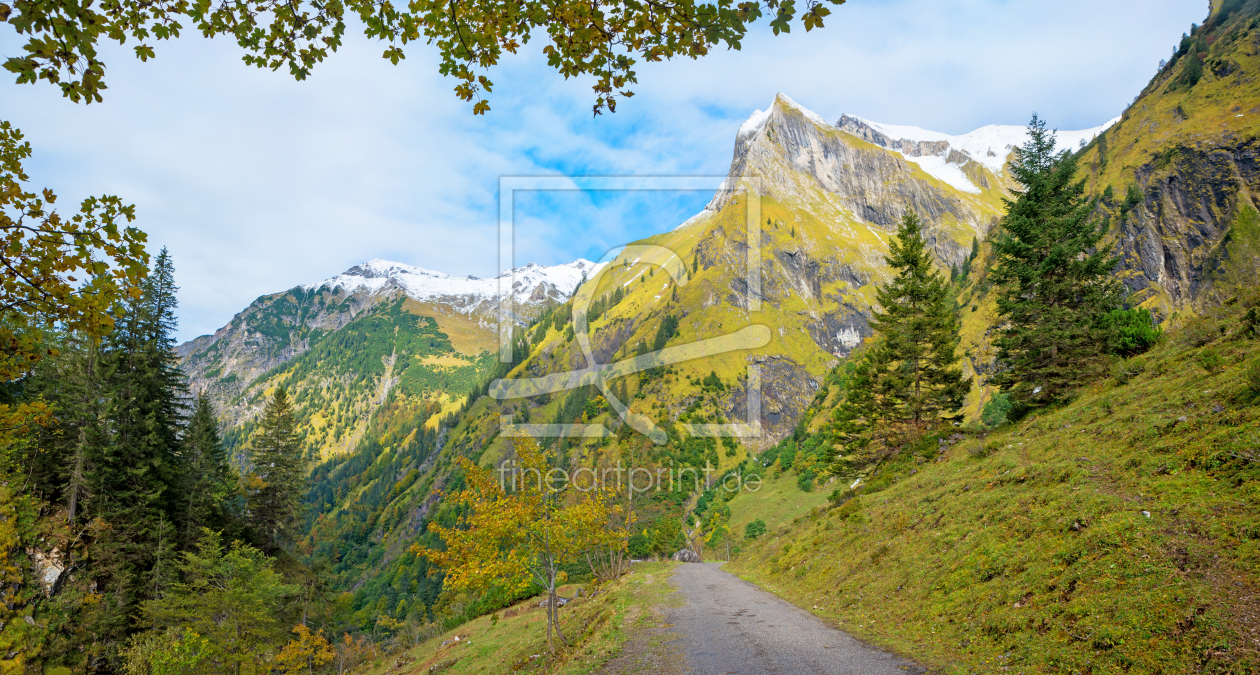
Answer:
25 330 110 526
990 115 1123 408
826 350 881 471
88 248 189 649
247 386 304 551
868 212 970 425
182 393 235 547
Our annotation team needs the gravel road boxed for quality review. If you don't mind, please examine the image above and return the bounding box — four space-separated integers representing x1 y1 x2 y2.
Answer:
665 562 922 674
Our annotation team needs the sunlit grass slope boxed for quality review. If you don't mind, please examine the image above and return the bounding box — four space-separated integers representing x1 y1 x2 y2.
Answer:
726 300 1260 674
352 562 679 675
726 470 833 538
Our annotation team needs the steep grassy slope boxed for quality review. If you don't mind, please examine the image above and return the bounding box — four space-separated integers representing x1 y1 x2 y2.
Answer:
725 296 1260 674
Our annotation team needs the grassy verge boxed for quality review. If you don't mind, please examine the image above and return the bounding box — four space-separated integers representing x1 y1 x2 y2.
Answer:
354 562 679 675
726 307 1260 673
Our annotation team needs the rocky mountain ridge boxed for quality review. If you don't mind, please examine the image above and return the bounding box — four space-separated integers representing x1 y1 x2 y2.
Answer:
176 258 600 458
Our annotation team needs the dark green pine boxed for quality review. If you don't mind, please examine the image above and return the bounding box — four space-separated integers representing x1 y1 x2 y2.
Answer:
868 211 970 425
990 115 1124 409
181 392 236 547
247 386 305 552
87 247 191 657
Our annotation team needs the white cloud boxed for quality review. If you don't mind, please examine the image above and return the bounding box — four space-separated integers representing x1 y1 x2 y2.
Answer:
0 0 1204 341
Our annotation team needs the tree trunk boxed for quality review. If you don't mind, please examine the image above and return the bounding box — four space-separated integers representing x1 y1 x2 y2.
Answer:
546 583 554 654
552 588 569 646
67 427 86 525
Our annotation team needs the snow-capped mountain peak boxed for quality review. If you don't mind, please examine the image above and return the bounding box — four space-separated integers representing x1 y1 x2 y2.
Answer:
737 93 831 140
303 258 605 307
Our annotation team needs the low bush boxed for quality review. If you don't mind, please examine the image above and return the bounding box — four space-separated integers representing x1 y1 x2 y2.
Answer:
1245 357 1260 399
744 519 767 540
1199 347 1224 372
1103 307 1162 356
1112 357 1146 385
1180 315 1224 347
981 392 1012 428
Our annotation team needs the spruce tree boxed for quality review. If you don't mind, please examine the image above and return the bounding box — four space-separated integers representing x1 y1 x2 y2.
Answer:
24 331 110 526
182 393 235 547
247 386 304 551
990 115 1123 408
87 248 190 656
868 212 970 425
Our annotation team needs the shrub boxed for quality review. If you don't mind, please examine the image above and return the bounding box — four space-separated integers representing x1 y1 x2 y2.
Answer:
967 440 1001 459
1243 307 1260 338
981 392 1012 428
1103 307 1162 356
1199 348 1224 372
744 519 767 540
1180 315 1222 347
1245 358 1260 398
797 472 814 492
831 494 863 520
779 443 797 471
1112 357 1146 385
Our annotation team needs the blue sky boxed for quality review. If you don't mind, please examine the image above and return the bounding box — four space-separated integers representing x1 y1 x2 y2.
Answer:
1 0 1204 342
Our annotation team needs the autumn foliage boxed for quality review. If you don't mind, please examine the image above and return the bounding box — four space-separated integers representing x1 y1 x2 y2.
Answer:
413 437 624 652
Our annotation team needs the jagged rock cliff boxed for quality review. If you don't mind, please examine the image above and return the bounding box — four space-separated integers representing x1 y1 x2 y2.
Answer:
702 94 1008 267
1075 4 1260 315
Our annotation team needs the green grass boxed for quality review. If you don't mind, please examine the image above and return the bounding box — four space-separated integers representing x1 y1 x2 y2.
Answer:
726 299 1260 674
352 562 679 675
727 470 833 539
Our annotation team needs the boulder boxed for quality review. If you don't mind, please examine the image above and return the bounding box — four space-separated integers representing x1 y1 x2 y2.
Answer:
671 548 702 563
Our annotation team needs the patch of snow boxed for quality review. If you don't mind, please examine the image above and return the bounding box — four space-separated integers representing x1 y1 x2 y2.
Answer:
303 258 605 307
844 114 1119 173
900 155 981 194
738 108 773 138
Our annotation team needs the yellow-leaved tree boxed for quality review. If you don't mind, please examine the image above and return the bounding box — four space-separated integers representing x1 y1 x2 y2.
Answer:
413 437 621 653
274 624 335 675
